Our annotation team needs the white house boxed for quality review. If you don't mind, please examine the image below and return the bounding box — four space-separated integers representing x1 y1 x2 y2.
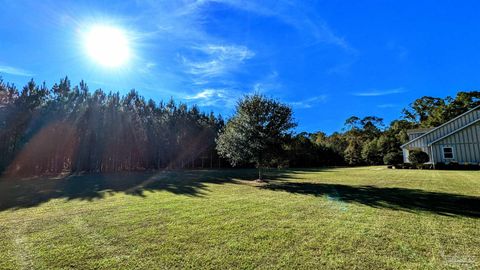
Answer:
401 105 480 165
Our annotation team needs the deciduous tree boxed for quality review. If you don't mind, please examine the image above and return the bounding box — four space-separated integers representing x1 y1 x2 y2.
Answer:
216 94 296 180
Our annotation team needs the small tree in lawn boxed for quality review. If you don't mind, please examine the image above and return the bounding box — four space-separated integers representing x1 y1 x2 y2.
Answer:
216 94 296 180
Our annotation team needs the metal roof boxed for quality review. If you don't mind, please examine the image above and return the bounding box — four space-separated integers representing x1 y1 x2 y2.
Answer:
400 105 480 148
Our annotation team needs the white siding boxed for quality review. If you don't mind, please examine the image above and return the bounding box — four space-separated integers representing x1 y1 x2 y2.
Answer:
404 108 480 149
432 122 480 164
402 107 480 164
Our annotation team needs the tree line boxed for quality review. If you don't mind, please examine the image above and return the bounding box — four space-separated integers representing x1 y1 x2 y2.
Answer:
1 77 479 176
0 77 224 176
290 91 480 166
216 90 480 172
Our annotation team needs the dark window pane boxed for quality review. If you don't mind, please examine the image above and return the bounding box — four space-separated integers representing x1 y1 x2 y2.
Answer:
443 147 453 159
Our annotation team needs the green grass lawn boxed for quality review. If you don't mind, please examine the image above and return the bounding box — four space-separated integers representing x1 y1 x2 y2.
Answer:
0 167 479 269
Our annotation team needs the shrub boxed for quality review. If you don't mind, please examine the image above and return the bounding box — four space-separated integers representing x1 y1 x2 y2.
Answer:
417 163 433 170
448 161 460 170
383 152 403 165
408 149 429 165
435 162 446 170
434 162 479 170
397 163 413 169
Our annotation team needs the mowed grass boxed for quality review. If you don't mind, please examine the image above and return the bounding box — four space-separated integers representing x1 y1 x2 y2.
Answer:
0 167 479 269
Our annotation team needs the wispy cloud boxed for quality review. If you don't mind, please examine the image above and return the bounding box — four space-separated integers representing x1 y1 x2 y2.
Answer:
186 88 223 100
353 88 406 97
377 103 398 108
138 61 157 74
182 0 355 53
0 65 33 77
289 95 328 109
134 0 353 107
184 87 327 110
182 44 254 79
185 88 240 107
134 0 356 98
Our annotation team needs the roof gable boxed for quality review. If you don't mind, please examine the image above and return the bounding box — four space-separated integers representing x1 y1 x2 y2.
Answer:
406 128 434 135
401 105 480 148
427 118 480 146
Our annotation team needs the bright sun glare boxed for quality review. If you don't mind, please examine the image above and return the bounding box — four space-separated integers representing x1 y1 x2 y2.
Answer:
84 25 130 68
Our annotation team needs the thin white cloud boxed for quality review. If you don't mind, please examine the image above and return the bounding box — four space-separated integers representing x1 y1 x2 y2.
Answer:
138 61 157 74
289 95 328 109
184 59 222 77
186 88 222 99
185 88 240 107
182 44 254 78
0 65 33 77
377 103 398 108
353 88 406 97
198 45 254 60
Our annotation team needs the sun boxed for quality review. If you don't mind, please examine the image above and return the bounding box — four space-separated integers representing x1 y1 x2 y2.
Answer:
83 25 130 68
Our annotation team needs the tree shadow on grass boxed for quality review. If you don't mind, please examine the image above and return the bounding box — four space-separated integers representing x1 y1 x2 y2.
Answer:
0 169 288 212
262 182 480 218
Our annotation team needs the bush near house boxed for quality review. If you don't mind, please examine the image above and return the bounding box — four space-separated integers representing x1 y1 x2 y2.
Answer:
383 151 403 165
435 162 480 170
408 149 430 165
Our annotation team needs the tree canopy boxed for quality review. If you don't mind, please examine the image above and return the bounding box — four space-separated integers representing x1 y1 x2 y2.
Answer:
0 77 224 176
402 92 480 127
216 94 296 179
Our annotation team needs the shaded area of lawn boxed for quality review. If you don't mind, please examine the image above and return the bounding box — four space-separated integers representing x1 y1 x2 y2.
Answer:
262 181 480 218
0 169 289 212
1 168 479 218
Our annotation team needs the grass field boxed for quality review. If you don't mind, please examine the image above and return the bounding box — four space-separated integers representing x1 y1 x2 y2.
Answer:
0 167 479 269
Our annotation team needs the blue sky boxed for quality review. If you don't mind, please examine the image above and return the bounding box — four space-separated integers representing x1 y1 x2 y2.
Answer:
1 0 480 133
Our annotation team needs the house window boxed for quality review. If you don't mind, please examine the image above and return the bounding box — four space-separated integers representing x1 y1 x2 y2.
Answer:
443 147 454 159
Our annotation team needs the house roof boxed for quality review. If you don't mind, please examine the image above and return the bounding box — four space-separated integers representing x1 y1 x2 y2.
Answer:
427 118 480 146
406 128 434 135
401 105 480 148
